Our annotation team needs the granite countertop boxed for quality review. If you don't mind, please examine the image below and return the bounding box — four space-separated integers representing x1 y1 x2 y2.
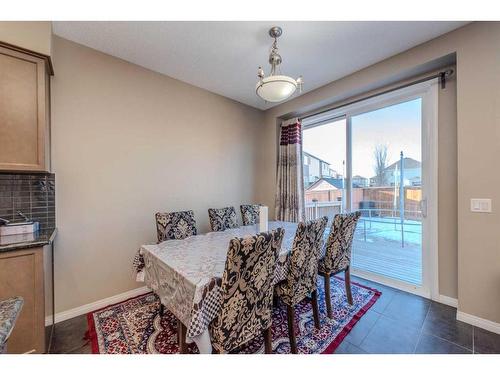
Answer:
0 227 57 252
0 296 24 350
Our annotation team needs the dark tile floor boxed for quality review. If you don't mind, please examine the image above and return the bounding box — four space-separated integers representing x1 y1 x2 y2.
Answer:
47 276 500 354
336 276 500 354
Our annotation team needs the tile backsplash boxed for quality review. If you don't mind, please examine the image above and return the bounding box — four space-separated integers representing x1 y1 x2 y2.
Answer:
0 172 55 230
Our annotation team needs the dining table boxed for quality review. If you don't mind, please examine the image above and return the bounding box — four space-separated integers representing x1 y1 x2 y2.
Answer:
135 220 324 354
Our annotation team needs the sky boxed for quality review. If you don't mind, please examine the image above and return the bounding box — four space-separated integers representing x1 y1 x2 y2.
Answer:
303 98 422 178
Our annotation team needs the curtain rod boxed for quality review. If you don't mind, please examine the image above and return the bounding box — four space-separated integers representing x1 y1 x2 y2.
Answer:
300 68 454 122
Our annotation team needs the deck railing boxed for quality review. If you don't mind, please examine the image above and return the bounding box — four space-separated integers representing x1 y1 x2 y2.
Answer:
305 201 422 248
305 201 342 221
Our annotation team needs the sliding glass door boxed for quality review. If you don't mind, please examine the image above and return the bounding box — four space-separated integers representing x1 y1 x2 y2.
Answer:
302 81 438 297
350 98 423 286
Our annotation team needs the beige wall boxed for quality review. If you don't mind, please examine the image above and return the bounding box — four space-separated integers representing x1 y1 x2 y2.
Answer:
258 22 500 323
50 36 263 313
437 77 458 298
0 21 52 55
454 23 500 324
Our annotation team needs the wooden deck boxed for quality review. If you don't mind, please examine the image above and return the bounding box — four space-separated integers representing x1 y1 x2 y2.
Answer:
351 237 422 285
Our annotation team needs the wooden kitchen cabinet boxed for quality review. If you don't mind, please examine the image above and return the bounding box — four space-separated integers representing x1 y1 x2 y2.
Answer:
0 246 46 353
0 42 53 171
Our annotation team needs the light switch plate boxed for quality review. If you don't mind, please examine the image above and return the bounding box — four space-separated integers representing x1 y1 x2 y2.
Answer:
470 198 492 213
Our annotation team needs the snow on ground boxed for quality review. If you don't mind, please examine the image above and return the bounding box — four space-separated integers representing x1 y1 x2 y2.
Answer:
355 216 422 246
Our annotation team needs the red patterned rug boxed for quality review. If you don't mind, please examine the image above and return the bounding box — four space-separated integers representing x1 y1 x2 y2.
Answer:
86 277 380 354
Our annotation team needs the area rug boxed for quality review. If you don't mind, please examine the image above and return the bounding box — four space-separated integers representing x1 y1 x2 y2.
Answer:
86 277 380 354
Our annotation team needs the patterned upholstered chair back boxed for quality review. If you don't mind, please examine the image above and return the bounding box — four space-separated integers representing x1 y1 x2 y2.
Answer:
155 210 197 243
240 204 260 225
284 217 328 305
321 211 361 274
208 206 239 232
210 228 285 353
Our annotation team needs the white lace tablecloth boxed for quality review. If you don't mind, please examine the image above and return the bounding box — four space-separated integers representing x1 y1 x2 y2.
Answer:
136 221 300 353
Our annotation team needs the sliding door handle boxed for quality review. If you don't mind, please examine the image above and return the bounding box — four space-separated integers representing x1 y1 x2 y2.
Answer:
420 198 428 218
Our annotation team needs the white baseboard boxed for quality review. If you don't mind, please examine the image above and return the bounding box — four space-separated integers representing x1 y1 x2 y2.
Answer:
437 294 458 308
457 311 500 335
45 286 150 326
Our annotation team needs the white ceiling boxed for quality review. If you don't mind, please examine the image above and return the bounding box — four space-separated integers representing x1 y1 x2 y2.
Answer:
52 21 467 110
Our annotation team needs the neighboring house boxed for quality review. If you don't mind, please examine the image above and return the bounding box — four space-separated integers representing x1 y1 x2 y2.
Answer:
409 175 422 186
307 177 344 191
305 177 344 203
307 175 365 192
352 175 369 187
303 151 339 187
370 157 421 187
305 176 366 204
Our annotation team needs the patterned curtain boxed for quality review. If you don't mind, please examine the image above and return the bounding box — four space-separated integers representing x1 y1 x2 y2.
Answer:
275 118 305 222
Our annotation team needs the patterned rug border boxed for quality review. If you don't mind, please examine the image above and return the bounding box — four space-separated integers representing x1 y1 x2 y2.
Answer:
321 277 381 354
85 277 381 354
86 292 153 354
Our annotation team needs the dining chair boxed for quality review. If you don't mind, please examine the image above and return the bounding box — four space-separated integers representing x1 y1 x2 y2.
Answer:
240 204 261 225
274 217 328 354
318 211 361 319
210 228 285 354
208 206 239 232
154 210 197 317
155 210 197 243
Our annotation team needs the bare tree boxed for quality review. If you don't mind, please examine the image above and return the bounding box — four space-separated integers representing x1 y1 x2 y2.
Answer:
373 144 388 186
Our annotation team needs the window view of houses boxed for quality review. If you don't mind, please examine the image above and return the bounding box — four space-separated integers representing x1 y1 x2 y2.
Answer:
303 99 423 222
302 98 423 285
303 149 422 221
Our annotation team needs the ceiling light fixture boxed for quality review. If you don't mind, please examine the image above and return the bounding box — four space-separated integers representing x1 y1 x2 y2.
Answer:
256 27 303 103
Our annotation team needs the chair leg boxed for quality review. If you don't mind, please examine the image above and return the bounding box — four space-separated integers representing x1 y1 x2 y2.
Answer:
311 290 321 330
177 318 188 354
177 319 181 351
345 268 353 305
263 326 273 354
324 274 333 319
286 305 298 354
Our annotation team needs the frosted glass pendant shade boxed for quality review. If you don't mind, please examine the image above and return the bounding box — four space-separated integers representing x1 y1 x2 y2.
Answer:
256 75 298 102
